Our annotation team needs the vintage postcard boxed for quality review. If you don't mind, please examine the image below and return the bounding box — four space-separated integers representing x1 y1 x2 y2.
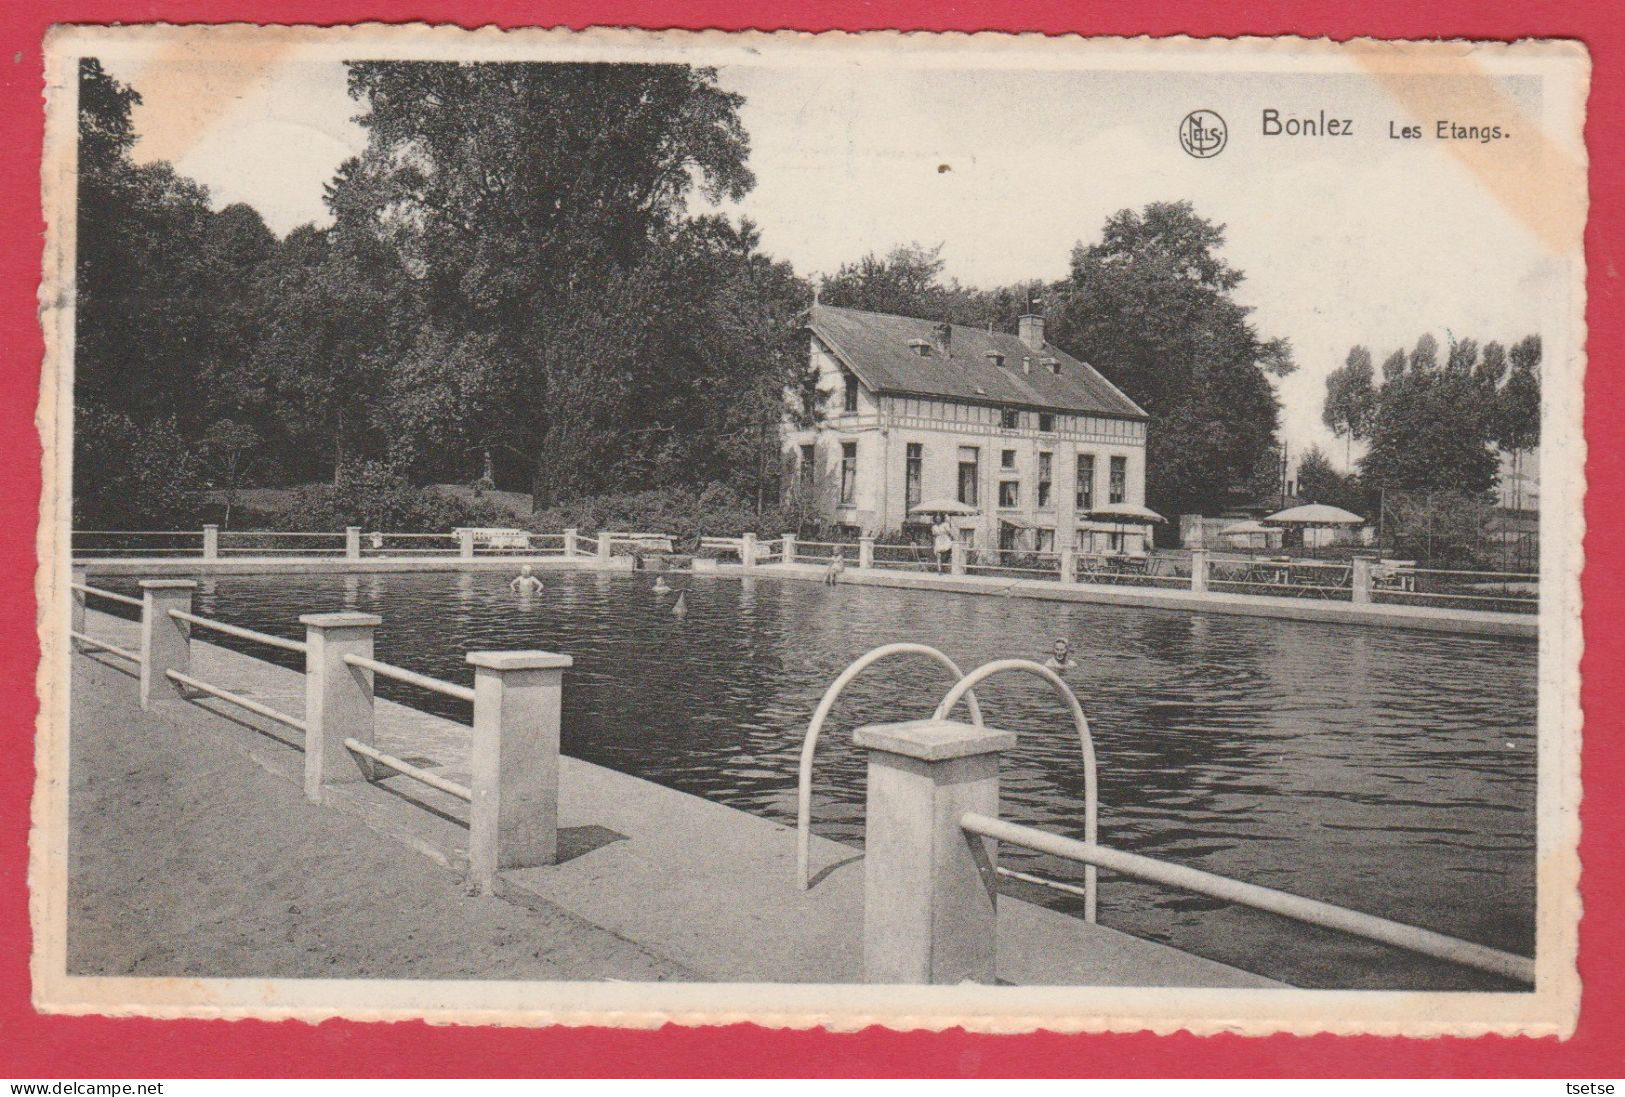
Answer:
33 24 1588 1036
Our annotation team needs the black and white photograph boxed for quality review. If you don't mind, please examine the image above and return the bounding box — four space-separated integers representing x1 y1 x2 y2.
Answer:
35 26 1586 1034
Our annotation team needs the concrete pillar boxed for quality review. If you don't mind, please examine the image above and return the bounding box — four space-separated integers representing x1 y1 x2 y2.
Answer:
859 536 875 570
345 526 362 560
466 650 573 892
1190 549 1209 594
563 528 578 558
598 532 616 562
782 534 797 564
300 612 381 800
1058 548 1077 585
458 528 476 559
949 541 967 577
854 718 1016 985
1352 557 1373 604
202 524 219 561
139 580 197 709
741 532 758 570
70 565 86 648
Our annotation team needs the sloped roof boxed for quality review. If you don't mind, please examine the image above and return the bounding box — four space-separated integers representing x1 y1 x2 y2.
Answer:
808 304 1146 420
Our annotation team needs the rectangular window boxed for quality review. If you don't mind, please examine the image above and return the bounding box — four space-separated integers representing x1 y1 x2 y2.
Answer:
999 524 1019 552
1076 454 1095 511
1037 452 1053 508
1000 407 1021 430
838 373 864 416
1001 448 1016 469
800 443 815 487
905 443 923 509
1036 528 1055 553
999 480 1019 508
840 442 857 505
957 446 979 507
1038 412 1055 433
1110 455 1127 504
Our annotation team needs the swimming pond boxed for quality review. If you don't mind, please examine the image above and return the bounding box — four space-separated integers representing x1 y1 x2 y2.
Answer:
97 569 1537 990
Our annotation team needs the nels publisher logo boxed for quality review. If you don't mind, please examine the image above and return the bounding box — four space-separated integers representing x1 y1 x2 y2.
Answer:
1179 110 1228 158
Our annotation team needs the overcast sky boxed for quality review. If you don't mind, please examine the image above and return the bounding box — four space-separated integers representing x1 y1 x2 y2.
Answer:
97 52 1557 465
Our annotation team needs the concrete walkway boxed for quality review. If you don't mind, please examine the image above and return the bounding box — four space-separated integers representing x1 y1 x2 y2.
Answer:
69 643 692 982
70 608 1276 987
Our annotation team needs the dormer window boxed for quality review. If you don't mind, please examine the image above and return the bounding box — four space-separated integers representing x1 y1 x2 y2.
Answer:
1042 357 1061 375
985 351 1005 368
907 339 932 357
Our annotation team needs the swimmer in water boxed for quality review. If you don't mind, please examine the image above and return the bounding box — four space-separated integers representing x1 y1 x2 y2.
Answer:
509 564 544 594
1044 638 1078 671
652 575 672 593
671 589 688 617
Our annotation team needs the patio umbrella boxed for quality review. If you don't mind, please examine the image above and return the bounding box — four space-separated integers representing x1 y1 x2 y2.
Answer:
1262 503 1364 526
909 498 980 517
1087 503 1165 552
1262 503 1364 557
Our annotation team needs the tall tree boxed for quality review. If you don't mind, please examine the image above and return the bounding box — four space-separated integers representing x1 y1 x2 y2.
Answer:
1496 335 1542 512
1051 201 1293 519
818 242 1031 332
76 59 221 433
336 61 758 508
1359 332 1522 498
1322 345 1376 470
1295 444 1360 512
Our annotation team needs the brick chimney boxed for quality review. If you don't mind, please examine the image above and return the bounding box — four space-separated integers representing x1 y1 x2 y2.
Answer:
1018 313 1045 350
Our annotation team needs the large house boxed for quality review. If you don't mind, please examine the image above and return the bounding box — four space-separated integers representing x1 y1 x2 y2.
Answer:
785 304 1150 554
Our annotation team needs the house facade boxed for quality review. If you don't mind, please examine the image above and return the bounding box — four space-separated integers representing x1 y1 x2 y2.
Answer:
784 304 1151 553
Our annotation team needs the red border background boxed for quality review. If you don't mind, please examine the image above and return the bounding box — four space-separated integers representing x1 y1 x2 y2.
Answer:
1 0 1620 1078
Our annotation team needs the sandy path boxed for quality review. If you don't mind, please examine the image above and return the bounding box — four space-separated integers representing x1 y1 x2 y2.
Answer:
67 655 694 982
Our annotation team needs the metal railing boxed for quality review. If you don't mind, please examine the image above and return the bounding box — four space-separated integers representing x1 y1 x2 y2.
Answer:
796 643 983 890
71 578 569 893
869 543 939 571
162 606 308 733
848 653 1536 986
342 653 476 704
343 738 471 801
72 531 204 557
67 526 1541 619
1372 567 1539 614
169 608 306 654
932 659 1099 922
165 669 307 734
362 532 458 557
791 541 860 564
966 549 1063 579
960 811 1534 985
69 581 143 662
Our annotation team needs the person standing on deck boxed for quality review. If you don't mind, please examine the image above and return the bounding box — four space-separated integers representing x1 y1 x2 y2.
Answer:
932 517 955 572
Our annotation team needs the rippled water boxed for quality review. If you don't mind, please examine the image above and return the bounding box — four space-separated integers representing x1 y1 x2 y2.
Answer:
113 569 1538 989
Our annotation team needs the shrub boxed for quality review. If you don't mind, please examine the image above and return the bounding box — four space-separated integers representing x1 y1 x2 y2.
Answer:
270 460 519 533
527 483 785 541
73 405 206 529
